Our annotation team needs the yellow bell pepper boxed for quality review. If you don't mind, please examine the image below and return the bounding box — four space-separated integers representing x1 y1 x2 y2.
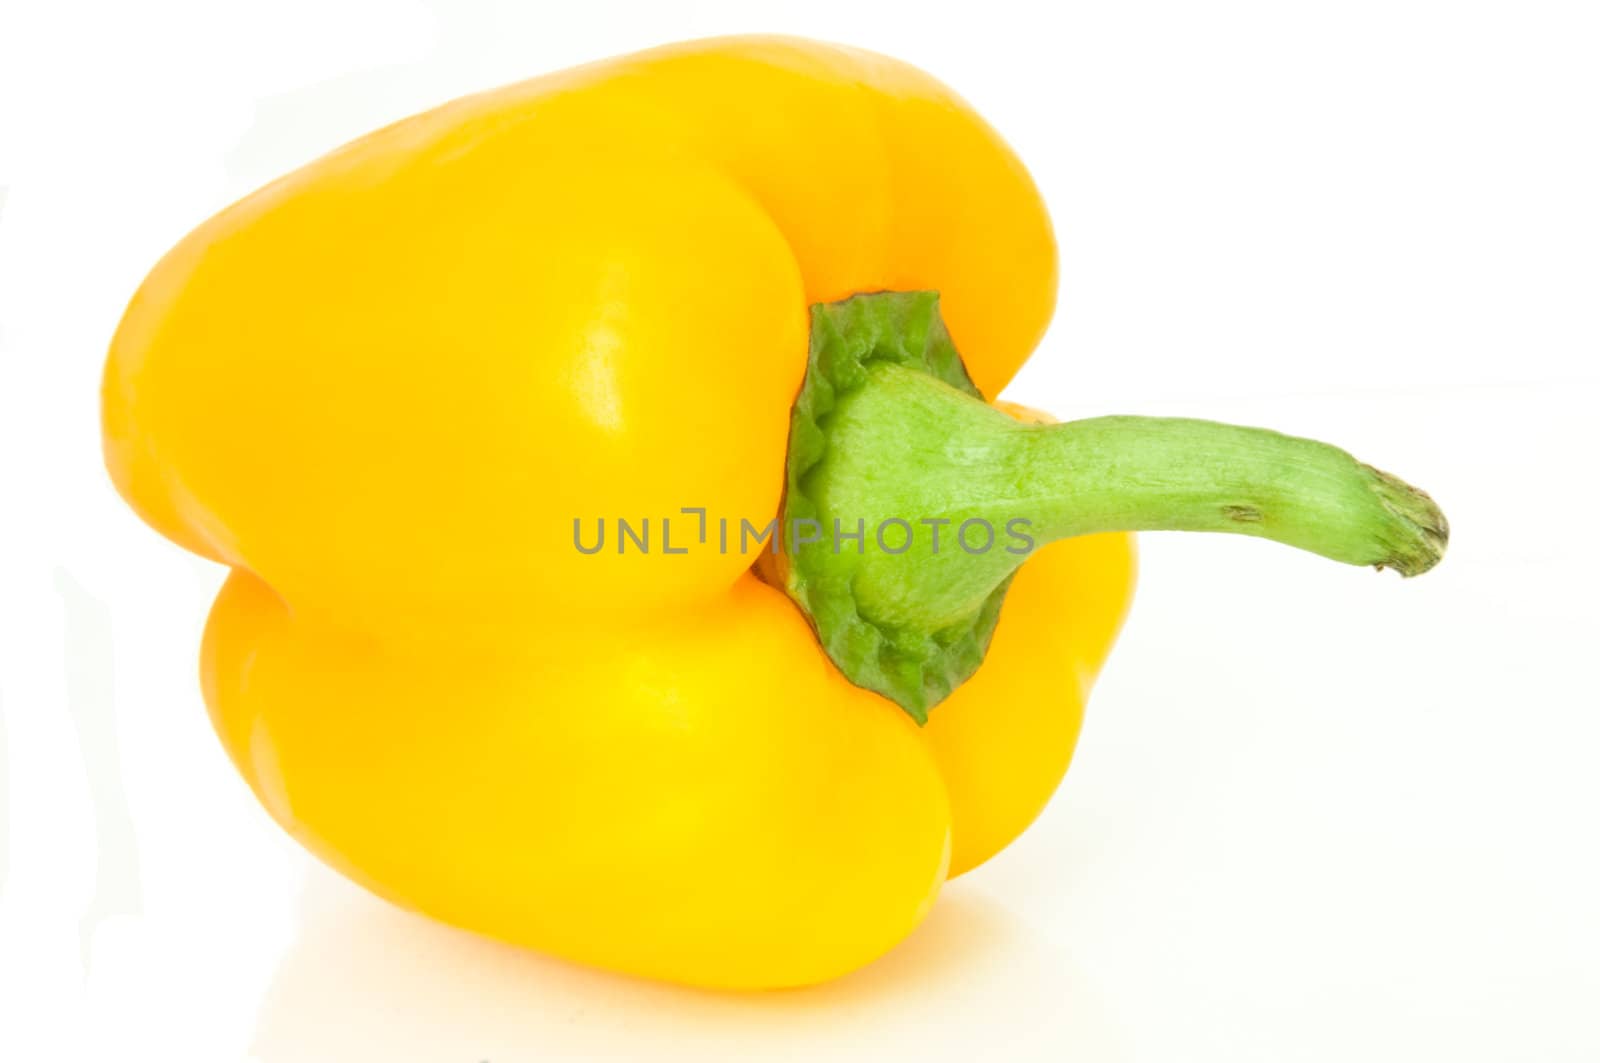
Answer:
102 36 1446 989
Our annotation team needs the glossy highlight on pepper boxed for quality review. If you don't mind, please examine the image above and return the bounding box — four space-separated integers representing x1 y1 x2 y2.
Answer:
102 35 1446 989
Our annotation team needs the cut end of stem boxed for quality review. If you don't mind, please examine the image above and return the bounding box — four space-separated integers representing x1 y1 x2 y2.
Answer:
1362 465 1449 577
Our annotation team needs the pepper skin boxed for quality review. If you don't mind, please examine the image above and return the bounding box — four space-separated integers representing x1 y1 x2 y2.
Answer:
103 36 1441 989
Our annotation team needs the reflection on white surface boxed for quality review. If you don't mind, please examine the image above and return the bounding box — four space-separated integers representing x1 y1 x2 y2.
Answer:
252 870 1126 1062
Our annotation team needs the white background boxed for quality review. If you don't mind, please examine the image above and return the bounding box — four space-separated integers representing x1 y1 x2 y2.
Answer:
2 1 1598 1060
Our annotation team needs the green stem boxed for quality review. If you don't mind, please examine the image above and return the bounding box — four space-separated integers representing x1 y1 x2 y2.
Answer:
1022 415 1448 570
775 292 1448 722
